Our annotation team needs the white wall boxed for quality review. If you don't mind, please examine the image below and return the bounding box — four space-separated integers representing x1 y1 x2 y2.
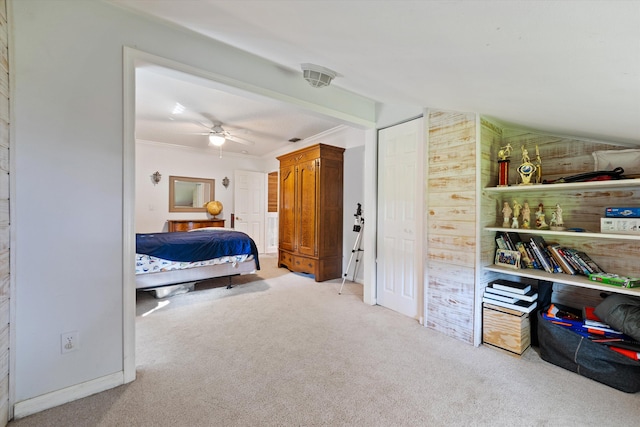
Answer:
136 141 265 233
343 145 366 283
11 0 375 413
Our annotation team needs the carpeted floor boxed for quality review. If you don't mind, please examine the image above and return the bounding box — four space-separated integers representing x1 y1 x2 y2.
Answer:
9 254 640 426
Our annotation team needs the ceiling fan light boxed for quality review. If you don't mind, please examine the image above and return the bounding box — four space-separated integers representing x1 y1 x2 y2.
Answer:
208 133 226 146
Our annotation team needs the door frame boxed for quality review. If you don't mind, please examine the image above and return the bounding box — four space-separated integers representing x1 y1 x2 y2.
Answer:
123 48 377 380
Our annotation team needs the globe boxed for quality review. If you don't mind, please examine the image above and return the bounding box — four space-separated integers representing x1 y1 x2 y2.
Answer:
205 200 223 217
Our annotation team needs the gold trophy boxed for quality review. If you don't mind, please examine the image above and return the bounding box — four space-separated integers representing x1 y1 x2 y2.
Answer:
535 145 542 184
517 145 537 185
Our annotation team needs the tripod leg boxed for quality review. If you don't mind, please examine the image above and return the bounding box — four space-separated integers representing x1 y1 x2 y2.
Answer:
339 230 362 295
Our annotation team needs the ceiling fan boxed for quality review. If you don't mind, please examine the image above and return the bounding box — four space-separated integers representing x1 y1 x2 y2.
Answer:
192 120 256 148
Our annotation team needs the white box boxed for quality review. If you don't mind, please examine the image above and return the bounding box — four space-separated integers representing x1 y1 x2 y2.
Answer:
600 217 640 234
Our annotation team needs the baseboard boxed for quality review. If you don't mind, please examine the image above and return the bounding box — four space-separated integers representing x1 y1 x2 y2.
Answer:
13 371 124 419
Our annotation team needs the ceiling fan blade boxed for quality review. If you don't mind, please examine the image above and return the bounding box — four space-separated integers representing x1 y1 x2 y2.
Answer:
191 119 213 130
226 134 256 146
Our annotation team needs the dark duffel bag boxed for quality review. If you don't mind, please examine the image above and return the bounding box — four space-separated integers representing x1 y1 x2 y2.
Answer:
537 312 640 393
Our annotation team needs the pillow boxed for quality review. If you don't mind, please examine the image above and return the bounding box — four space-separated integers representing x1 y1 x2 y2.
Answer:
187 227 235 232
594 294 640 342
592 149 640 176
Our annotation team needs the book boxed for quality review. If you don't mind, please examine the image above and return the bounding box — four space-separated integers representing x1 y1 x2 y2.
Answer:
514 241 534 269
573 251 605 274
561 248 591 275
490 279 531 295
485 284 538 302
522 241 541 269
544 247 564 273
495 231 514 251
529 235 554 273
483 297 537 313
495 234 508 250
482 291 519 304
557 247 583 274
547 244 576 275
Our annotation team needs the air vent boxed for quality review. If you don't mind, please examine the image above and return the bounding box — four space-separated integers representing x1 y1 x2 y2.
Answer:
288 138 301 143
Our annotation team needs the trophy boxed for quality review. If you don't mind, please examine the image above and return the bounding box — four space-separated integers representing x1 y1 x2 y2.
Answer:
517 145 537 185
497 144 512 187
534 145 542 184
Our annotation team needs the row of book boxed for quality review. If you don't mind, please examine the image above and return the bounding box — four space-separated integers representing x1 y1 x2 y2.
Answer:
495 231 605 275
482 279 538 313
543 303 640 361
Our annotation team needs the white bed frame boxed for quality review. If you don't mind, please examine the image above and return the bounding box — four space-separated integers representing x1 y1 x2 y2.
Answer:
135 258 258 290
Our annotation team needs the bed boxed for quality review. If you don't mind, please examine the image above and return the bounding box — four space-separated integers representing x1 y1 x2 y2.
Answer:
135 228 260 296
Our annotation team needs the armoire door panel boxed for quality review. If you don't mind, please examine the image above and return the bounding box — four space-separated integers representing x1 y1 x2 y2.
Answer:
278 165 296 252
297 159 318 257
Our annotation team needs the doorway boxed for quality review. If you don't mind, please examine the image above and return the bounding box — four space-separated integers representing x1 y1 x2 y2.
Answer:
124 48 376 382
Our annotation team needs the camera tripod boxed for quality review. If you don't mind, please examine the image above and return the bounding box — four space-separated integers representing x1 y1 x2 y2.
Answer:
339 203 364 295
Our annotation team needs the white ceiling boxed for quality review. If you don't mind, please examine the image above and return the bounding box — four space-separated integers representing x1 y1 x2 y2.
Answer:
135 64 346 156
116 0 640 154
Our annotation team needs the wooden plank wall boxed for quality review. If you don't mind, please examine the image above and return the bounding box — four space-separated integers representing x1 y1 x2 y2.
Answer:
0 0 8 423
425 110 477 344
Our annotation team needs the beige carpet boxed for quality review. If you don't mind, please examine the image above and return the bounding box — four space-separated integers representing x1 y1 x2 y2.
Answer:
10 254 640 426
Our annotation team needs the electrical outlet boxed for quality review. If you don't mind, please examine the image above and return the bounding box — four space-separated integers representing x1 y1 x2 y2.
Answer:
61 331 79 354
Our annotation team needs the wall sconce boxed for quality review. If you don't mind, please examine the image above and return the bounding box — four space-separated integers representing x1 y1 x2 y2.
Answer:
222 176 230 188
152 171 162 185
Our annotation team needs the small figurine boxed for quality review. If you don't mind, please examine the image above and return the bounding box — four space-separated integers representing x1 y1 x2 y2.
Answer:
522 202 531 229
550 203 565 231
511 200 522 229
555 204 564 227
502 201 512 227
536 203 548 229
498 144 512 161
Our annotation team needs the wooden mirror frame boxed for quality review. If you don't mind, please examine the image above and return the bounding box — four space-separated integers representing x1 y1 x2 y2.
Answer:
168 175 215 212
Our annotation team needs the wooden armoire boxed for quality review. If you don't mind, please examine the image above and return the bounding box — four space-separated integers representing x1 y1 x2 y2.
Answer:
277 143 345 282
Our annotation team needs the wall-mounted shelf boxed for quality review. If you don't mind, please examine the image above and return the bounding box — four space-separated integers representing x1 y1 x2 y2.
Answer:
484 178 640 193
485 227 640 241
485 264 640 297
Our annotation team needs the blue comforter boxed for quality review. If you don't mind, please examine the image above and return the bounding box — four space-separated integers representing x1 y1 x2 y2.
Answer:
136 229 260 270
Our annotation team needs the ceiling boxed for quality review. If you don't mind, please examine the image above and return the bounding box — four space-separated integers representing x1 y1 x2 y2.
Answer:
115 0 640 154
135 64 346 156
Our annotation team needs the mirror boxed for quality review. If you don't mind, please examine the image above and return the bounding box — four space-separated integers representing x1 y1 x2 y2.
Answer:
169 175 215 212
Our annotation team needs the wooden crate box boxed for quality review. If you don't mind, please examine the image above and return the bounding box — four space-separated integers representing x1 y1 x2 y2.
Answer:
483 303 531 355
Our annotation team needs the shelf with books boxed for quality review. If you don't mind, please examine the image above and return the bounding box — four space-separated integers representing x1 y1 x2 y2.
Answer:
484 264 640 297
485 226 640 241
483 178 640 193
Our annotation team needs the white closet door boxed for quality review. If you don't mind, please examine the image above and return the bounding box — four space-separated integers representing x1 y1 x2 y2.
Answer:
234 170 265 253
376 118 423 319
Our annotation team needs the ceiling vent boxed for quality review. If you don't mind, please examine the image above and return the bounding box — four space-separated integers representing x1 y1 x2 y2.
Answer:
301 63 338 88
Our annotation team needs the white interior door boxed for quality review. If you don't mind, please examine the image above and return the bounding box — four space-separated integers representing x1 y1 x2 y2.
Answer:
234 170 266 253
376 118 423 319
